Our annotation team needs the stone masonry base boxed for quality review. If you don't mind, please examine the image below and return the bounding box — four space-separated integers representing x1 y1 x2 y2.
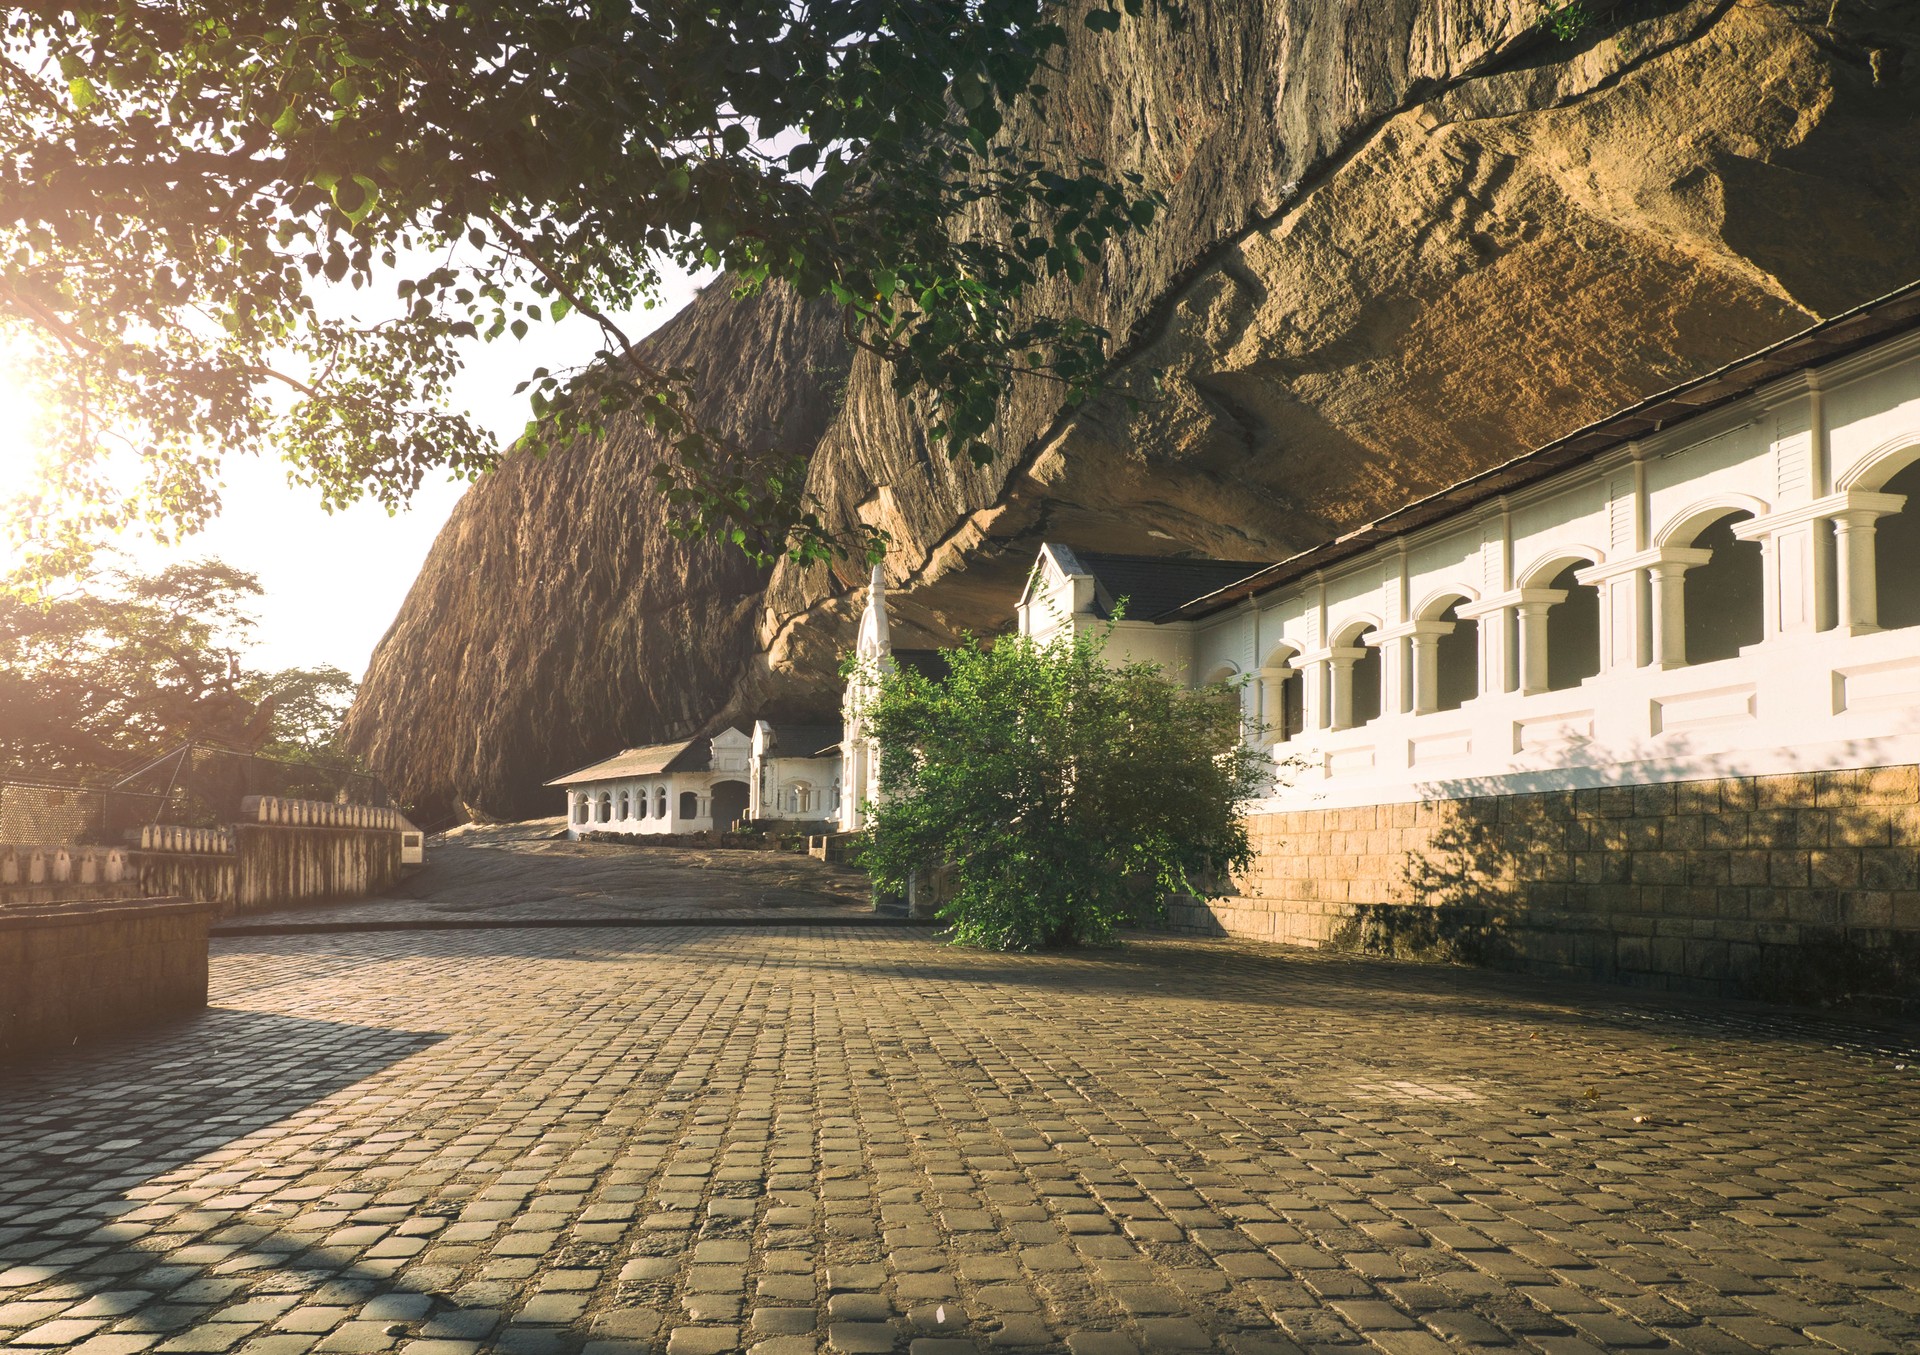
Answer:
0 899 211 1062
1165 765 1920 1012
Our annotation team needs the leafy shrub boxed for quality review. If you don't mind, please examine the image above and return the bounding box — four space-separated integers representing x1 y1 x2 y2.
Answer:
857 624 1272 949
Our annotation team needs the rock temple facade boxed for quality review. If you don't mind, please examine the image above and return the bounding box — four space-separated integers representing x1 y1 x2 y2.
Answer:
1023 285 1920 1003
557 287 1920 1002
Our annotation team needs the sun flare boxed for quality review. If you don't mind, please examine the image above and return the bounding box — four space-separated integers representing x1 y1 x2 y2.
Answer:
0 345 48 493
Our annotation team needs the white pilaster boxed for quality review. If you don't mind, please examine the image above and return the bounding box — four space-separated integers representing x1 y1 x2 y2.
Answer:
1515 599 1555 695
1835 510 1886 634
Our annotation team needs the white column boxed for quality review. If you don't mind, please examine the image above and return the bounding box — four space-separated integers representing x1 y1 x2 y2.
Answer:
1834 509 1885 633
1260 671 1288 744
1516 600 1556 695
1327 652 1358 731
1407 621 1453 715
1409 631 1439 715
1395 635 1414 715
1647 559 1691 667
1305 657 1330 731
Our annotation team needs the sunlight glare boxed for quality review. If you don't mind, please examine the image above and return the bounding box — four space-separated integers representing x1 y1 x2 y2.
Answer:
0 353 45 493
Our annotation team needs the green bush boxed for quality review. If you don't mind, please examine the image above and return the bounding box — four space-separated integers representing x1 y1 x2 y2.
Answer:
857 625 1272 949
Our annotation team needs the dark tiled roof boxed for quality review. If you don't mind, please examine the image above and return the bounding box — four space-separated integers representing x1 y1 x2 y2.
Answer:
544 738 708 785
1074 552 1265 622
765 723 844 758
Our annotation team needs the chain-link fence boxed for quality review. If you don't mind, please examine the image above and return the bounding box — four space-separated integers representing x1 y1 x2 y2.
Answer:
1 744 390 846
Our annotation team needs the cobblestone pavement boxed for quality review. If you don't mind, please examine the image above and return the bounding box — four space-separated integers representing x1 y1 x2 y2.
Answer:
4 929 1920 1355
223 822 875 931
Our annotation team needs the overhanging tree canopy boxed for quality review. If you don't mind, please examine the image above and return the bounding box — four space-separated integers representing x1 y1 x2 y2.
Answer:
2 0 1163 569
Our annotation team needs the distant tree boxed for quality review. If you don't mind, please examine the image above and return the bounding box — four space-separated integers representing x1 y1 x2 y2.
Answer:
241 663 360 764
858 623 1270 949
0 557 359 779
1 1 1166 572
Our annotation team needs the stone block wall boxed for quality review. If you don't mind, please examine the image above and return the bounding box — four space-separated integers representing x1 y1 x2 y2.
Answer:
135 849 240 914
232 822 401 913
0 899 210 1062
1166 765 1920 1011
122 824 400 916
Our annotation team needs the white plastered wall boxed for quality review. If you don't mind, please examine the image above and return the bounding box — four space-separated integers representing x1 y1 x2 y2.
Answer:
1035 332 1920 812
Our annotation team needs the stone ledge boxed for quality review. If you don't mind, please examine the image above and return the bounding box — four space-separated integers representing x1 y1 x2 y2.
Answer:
1 896 211 1063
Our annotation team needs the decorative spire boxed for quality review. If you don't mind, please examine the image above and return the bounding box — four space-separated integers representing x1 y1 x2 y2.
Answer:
856 561 891 659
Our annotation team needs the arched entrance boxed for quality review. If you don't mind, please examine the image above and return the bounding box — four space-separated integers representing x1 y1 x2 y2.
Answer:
1681 511 1763 664
1876 460 1920 630
1544 561 1601 691
709 779 750 831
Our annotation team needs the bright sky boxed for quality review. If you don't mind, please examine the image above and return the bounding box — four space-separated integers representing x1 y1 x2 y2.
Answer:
0 267 710 678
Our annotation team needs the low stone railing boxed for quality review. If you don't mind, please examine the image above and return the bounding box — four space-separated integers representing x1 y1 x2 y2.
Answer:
239 795 405 830
3 797 405 916
1 842 131 887
136 824 234 854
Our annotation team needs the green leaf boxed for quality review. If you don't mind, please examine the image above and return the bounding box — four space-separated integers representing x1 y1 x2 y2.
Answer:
67 76 95 110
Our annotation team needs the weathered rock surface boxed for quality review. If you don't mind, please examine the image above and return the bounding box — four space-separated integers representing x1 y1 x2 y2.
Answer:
350 0 1920 819
343 283 850 820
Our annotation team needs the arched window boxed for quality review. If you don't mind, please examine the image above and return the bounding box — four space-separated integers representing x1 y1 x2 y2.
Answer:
1682 511 1763 664
1545 563 1601 692
1349 627 1382 728
680 791 698 819
786 782 813 814
655 787 668 819
1434 599 1479 712
1281 673 1305 738
574 796 588 825
1876 461 1920 630
598 791 612 823
617 790 630 820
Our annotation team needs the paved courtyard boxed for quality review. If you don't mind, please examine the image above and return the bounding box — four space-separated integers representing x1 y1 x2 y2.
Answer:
3 928 1920 1355
224 824 876 931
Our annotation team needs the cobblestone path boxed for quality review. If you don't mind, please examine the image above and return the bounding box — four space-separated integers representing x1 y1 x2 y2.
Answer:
224 823 875 931
3 929 1919 1355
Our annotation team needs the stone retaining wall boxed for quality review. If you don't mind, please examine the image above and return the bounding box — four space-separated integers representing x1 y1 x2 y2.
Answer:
232 822 400 913
0 899 210 1062
3 808 403 917
1167 765 1920 1011
121 825 400 916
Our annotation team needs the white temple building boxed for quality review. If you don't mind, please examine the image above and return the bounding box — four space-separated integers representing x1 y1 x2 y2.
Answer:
547 286 1920 999
561 288 1920 835
1016 289 1920 814
549 728 755 838
551 719 846 838
748 720 843 824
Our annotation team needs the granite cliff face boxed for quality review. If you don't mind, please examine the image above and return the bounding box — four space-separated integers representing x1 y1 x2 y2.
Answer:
349 0 1920 819
344 283 850 820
